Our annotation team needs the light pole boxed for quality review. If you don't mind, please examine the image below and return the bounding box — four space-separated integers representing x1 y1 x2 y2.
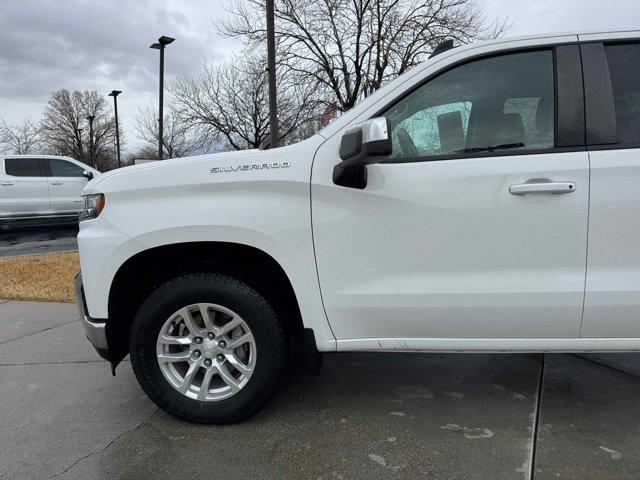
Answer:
150 35 175 160
108 90 122 168
86 115 95 168
76 128 84 162
266 0 278 148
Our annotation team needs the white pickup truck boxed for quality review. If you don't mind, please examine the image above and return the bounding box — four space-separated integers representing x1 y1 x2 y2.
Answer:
76 29 640 424
0 155 98 227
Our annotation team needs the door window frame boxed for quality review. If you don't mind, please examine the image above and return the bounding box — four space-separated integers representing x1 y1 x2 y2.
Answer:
372 44 586 164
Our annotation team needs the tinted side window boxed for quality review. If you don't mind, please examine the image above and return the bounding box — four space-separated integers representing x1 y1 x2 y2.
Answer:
4 158 45 177
49 159 85 177
605 43 640 146
385 50 555 160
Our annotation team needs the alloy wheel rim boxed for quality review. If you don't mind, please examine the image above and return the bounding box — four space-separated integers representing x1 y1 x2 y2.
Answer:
156 303 256 401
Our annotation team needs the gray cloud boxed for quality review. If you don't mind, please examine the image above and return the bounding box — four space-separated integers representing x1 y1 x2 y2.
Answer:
0 1 219 99
485 0 640 37
0 0 231 150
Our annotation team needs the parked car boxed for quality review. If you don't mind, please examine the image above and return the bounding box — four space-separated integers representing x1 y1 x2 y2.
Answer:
76 29 640 424
0 155 99 228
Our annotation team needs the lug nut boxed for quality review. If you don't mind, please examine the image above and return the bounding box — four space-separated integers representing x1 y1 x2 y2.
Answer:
204 359 212 367
194 337 203 344
218 340 227 348
193 350 201 358
217 354 225 362
208 332 215 340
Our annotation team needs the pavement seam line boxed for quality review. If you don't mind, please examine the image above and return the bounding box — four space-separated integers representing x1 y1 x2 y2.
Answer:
0 318 80 347
0 360 104 367
0 359 131 367
48 408 160 479
529 353 545 480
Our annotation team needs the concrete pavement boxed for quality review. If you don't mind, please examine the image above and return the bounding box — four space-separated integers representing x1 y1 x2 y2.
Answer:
0 300 639 479
0 300 79 343
535 355 640 479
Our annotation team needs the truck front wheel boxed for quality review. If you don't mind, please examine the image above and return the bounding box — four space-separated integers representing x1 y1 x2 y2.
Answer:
129 273 286 424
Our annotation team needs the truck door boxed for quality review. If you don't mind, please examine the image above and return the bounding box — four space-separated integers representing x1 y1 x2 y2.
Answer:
0 158 51 217
311 44 590 345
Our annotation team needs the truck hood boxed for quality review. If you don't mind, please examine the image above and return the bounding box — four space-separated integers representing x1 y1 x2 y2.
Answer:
83 135 325 195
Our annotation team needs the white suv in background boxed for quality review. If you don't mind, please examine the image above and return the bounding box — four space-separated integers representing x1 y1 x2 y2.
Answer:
0 155 99 226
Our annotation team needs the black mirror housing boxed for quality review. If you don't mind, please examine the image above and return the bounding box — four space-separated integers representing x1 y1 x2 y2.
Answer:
334 117 392 189
338 128 363 161
83 170 94 180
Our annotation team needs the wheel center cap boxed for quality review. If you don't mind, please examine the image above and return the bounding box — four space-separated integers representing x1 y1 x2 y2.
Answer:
201 339 220 359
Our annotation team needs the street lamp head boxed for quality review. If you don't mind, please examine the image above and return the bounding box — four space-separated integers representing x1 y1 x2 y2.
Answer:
151 36 174 49
159 36 175 46
108 90 122 97
76 128 83 133
86 115 95 121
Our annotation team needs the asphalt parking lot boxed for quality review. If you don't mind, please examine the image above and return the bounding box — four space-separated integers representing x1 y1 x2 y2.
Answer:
1 301 639 480
0 222 78 257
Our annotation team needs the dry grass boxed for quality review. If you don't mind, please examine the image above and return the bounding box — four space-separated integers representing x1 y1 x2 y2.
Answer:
0 251 79 303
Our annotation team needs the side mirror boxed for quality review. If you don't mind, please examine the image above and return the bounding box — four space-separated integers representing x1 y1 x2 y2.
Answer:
333 117 392 189
83 170 94 180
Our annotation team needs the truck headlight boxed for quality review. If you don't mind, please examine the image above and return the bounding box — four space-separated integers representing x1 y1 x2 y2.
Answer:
79 194 105 221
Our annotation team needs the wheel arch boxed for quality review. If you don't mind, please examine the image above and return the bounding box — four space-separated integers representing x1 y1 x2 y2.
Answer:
106 241 309 369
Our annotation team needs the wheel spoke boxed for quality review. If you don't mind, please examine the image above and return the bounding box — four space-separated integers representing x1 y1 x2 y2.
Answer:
215 362 240 391
158 333 191 346
199 305 216 332
177 307 203 335
179 358 202 393
158 350 192 364
225 353 251 375
198 367 216 400
215 317 242 337
227 332 254 349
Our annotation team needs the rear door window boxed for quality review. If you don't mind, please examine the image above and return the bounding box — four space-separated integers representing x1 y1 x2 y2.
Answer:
604 43 640 146
4 158 46 177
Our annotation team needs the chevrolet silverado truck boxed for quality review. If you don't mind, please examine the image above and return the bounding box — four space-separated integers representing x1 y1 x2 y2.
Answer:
76 29 640 423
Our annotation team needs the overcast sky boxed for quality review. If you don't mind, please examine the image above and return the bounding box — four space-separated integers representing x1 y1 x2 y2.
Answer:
1 0 639 153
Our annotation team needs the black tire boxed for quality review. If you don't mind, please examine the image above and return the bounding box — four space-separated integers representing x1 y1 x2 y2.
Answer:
129 273 287 424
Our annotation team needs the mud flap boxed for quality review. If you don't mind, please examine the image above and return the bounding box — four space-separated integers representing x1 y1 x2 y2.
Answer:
304 328 324 376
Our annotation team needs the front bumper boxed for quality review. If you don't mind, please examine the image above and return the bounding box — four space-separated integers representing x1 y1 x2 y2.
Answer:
75 272 110 359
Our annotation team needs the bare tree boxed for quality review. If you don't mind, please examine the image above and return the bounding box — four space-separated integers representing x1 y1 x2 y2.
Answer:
40 89 119 170
170 54 322 150
134 106 213 159
0 118 43 154
222 0 509 111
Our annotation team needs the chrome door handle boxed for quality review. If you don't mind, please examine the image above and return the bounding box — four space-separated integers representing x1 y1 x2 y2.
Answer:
509 181 576 195
50 181 63 185
1 181 14 186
